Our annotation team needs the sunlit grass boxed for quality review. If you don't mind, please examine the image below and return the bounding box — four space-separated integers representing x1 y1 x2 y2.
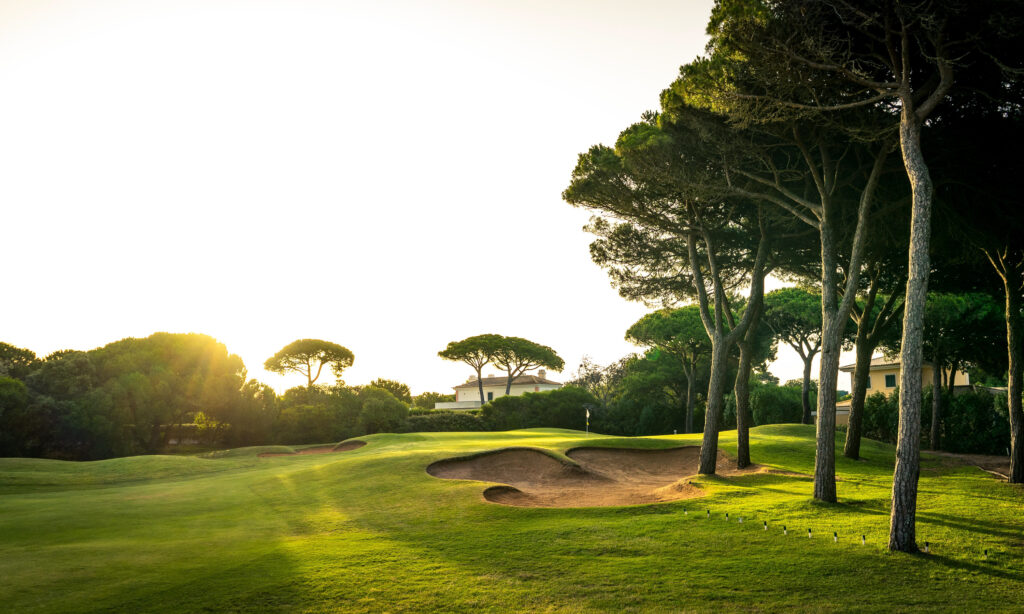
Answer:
1 425 1021 612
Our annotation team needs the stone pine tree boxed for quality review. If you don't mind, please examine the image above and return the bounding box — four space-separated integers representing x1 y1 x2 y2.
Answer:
844 247 907 460
438 335 503 405
626 307 710 434
704 0 1022 551
264 339 354 388
664 61 892 503
490 337 565 395
565 111 778 475
940 106 1024 484
762 288 824 426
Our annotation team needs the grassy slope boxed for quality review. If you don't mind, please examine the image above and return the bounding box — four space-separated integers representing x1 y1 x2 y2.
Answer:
0 425 1021 613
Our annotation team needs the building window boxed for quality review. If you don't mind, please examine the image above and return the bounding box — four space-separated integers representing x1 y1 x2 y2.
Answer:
885 374 896 388
866 376 871 389
487 391 494 401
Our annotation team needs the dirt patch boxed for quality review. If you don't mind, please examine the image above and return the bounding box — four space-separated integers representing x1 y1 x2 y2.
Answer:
259 441 366 458
928 451 1011 480
428 446 780 508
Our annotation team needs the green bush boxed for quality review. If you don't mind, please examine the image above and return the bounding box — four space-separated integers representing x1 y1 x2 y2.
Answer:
358 386 409 434
862 390 900 445
400 411 488 432
941 391 1011 455
722 382 806 430
481 386 598 431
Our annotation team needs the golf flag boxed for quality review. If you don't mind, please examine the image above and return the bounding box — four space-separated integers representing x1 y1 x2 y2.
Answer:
585 408 590 434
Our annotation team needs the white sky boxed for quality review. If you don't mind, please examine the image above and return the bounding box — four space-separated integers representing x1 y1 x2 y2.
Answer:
0 0 855 394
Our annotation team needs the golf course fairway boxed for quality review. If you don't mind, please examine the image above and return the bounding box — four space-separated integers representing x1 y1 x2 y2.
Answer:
1 424 1022 613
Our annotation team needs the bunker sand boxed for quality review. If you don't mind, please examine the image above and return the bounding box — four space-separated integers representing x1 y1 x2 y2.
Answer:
428 445 787 507
259 440 366 458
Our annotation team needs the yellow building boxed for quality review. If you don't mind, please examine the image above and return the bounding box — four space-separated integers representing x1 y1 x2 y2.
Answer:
435 369 562 409
831 356 971 425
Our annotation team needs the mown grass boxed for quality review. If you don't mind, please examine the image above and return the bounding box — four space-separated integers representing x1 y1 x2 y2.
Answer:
0 425 1021 612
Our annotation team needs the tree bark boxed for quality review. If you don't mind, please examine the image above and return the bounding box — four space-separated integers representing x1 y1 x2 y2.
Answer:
735 338 754 469
1005 270 1024 483
844 332 874 459
684 362 696 435
699 338 731 474
930 354 942 451
813 314 843 502
476 368 486 405
801 354 814 425
889 114 931 554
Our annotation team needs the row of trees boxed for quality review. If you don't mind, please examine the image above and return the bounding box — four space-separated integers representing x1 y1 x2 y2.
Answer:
565 0 1022 551
0 335 459 458
438 334 564 402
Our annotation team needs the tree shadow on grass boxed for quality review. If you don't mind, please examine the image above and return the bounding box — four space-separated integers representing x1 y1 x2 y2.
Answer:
922 552 1024 582
916 511 1024 541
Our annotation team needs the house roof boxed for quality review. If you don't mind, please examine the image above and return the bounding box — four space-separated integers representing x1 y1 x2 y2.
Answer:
838 355 935 373
454 374 562 389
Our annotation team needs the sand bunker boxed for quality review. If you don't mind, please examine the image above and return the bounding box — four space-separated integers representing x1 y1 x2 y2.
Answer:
427 445 777 508
259 441 366 458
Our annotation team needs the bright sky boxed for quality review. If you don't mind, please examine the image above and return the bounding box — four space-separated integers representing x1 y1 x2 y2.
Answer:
1 0 854 394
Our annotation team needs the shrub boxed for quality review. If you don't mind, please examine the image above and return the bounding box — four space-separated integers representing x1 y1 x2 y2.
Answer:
862 390 899 445
400 411 488 433
941 391 1011 455
481 386 598 431
358 386 409 434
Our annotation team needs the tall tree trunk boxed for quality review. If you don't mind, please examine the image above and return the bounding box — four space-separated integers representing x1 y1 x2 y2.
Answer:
735 338 754 469
814 311 843 502
505 369 514 396
889 115 932 553
1005 275 1024 483
844 330 874 459
801 355 814 425
684 365 696 435
930 355 942 451
699 338 730 474
946 361 958 395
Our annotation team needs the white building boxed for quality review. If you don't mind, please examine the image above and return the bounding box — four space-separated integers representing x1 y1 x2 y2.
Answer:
434 369 562 409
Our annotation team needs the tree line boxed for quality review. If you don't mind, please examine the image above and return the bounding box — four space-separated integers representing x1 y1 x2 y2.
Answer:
563 0 1023 552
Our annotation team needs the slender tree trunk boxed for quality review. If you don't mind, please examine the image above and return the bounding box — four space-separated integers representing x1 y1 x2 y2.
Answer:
735 339 754 469
801 355 814 425
476 368 486 405
684 365 696 435
930 355 942 451
1005 277 1024 483
505 369 514 396
699 338 730 474
947 361 958 395
890 115 932 553
844 331 874 460
814 311 843 502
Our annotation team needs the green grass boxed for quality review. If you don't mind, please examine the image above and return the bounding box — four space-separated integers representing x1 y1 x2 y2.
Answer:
1 425 1022 612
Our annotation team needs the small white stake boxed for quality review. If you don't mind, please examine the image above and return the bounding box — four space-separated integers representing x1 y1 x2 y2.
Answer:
833 531 838 543
763 521 767 531
783 526 788 536
808 529 812 538
861 535 865 546
924 542 929 553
